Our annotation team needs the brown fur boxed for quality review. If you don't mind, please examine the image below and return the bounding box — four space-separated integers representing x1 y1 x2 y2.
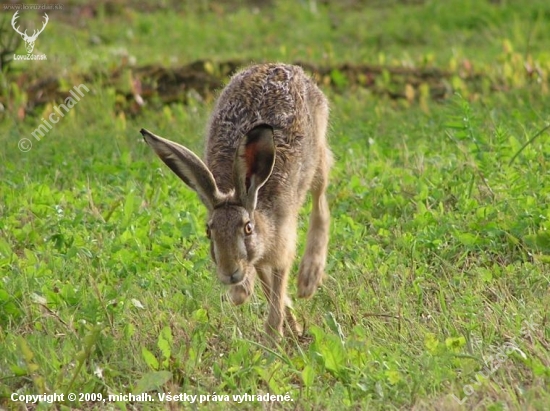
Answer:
141 63 332 340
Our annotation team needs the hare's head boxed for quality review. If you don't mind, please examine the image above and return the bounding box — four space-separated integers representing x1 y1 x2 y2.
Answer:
141 125 275 286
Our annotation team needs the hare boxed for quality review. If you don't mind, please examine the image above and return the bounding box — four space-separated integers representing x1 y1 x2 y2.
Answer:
141 63 332 339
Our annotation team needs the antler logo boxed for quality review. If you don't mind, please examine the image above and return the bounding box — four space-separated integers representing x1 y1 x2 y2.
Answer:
11 11 49 54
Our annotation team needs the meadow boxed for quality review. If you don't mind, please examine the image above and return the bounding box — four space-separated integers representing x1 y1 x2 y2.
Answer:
0 0 549 409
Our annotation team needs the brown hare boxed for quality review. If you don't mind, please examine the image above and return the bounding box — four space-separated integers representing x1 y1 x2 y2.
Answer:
141 63 332 339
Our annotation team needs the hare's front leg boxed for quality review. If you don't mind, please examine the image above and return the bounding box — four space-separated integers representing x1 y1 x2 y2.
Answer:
258 267 302 337
298 167 330 299
262 266 290 339
283 296 302 336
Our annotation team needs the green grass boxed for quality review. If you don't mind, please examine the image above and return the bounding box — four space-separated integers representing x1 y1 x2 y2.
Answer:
7 0 550 73
1 1 550 410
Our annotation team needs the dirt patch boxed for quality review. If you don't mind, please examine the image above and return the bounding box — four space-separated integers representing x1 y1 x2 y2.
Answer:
4 59 497 118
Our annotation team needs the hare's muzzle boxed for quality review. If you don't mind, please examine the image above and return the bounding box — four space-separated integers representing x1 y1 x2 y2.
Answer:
229 269 244 284
217 267 245 285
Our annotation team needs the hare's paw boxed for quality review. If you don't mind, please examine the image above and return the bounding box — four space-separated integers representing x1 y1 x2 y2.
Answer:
264 320 284 345
227 277 254 305
285 308 303 336
297 256 325 299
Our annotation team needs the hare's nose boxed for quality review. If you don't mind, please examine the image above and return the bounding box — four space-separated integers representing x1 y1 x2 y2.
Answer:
230 269 243 284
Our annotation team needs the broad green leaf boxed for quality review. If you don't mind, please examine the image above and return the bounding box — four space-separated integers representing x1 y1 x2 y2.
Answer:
141 347 159 371
133 371 172 394
302 365 315 388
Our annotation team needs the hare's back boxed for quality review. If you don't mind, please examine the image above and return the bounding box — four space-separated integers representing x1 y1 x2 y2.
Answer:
211 64 312 134
205 64 317 191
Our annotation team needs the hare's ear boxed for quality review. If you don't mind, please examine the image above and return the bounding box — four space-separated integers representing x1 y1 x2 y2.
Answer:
141 129 223 210
234 124 276 213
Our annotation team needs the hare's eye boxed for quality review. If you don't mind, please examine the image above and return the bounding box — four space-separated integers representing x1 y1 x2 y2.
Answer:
244 222 253 235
